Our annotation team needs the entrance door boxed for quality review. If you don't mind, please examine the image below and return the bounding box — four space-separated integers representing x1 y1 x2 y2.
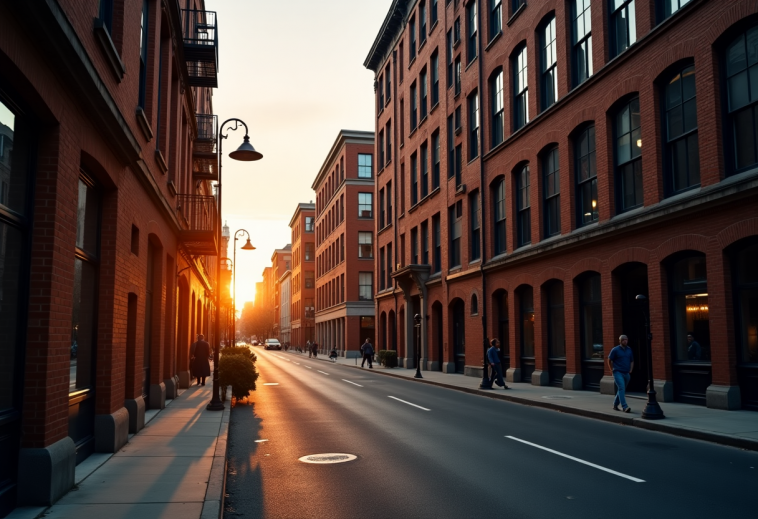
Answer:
546 282 566 387
618 264 650 393
579 273 604 389
734 241 758 410
143 243 154 400
519 287 535 383
496 291 510 371
434 303 443 371
453 300 465 373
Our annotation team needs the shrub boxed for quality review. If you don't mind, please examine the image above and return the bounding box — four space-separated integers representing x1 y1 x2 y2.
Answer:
377 350 398 368
219 353 259 402
221 345 257 364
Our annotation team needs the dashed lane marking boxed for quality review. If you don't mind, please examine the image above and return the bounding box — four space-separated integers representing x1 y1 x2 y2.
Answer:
342 379 363 387
388 396 430 411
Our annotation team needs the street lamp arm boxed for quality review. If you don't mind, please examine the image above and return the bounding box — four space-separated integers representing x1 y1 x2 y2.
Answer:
219 118 250 140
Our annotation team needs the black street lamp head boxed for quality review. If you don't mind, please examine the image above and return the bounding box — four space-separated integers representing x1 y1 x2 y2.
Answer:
414 313 422 324
636 294 648 302
229 135 263 162
241 238 256 251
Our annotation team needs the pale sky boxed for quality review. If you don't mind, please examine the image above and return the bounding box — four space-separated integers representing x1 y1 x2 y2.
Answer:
209 0 392 308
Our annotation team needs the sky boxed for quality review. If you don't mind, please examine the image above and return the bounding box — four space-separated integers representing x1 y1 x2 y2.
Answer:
208 0 392 309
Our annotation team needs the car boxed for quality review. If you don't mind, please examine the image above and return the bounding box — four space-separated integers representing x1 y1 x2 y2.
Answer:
252 340 259 346
264 339 282 350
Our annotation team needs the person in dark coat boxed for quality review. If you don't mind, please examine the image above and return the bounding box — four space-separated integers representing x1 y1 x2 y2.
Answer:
191 334 212 386
311 341 318 358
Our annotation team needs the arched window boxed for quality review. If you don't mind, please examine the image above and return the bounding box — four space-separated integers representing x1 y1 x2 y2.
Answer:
614 97 643 212
663 64 699 194
575 125 598 226
725 25 758 173
493 178 507 255
542 146 560 238
491 70 505 147
571 0 593 86
540 15 558 110
516 165 531 246
471 294 479 315
513 45 529 131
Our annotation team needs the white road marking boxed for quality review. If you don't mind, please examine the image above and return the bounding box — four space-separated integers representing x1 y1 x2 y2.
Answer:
255 439 269 443
388 396 430 411
293 362 300 365
263 383 279 386
305 366 312 369
505 436 645 483
317 370 329 375
342 379 363 387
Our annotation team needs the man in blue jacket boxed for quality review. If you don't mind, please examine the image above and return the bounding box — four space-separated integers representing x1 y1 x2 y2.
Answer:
608 334 634 413
487 339 509 389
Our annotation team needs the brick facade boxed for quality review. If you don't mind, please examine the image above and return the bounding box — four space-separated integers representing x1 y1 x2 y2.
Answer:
289 203 316 347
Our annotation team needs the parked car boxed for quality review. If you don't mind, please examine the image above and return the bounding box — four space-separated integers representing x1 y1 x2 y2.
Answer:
252 340 259 346
264 339 282 350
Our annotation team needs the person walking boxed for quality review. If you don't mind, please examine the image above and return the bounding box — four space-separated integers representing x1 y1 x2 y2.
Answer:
487 338 509 389
360 338 374 368
191 334 212 386
189 335 198 384
307 340 312 358
311 341 318 358
608 334 634 413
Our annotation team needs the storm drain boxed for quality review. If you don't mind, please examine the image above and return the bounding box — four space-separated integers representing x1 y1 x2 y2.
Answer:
298 453 357 464
542 395 573 400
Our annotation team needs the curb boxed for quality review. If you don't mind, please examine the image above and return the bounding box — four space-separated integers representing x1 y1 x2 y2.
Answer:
201 386 232 519
289 351 758 452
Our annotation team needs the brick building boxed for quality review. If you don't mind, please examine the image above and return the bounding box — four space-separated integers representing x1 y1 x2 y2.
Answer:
270 245 292 340
0 0 227 513
280 269 292 346
312 130 377 356
365 0 758 411
289 203 316 348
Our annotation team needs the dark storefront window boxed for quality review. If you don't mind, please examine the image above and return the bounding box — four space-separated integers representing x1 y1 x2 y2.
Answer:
671 255 710 362
735 241 758 410
580 273 603 361
547 282 565 358
519 286 535 382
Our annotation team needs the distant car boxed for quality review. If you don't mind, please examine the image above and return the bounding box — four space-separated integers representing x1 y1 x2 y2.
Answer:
252 340 259 346
264 339 282 350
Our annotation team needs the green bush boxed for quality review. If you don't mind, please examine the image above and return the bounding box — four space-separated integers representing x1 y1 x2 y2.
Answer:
221 345 257 364
377 350 398 368
219 353 259 402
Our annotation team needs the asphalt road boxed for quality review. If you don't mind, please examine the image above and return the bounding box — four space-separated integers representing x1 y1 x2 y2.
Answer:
224 349 757 519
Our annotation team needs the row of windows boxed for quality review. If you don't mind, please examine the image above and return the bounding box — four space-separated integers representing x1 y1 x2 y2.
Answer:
316 154 373 216
379 214 442 291
316 272 374 310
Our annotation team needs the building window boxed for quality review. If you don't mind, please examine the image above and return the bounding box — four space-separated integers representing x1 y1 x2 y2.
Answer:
358 232 373 259
358 154 373 178
516 165 531 247
541 16 558 110
670 254 710 362
575 125 598 226
385 65 392 100
379 189 385 228
610 0 636 58
411 82 418 130
466 1 478 64
379 75 385 110
431 0 439 26
432 132 441 189
447 114 454 178
454 56 462 96
387 242 393 279
734 241 758 369
138 0 149 108
472 293 479 315
305 216 314 233
664 64 699 194
305 243 314 261
386 121 392 165
359 272 373 301
420 1 427 45
491 70 504 147
387 180 393 221
422 220 429 265
579 273 603 362
512 0 526 15
519 286 535 363
447 30 454 88
489 0 502 41
411 153 419 205
469 92 479 160
659 0 691 21
513 45 529 131
431 52 440 107
421 69 428 120
411 227 419 264
725 26 758 174
493 178 506 255
470 192 480 261
454 16 461 44
455 144 463 186
380 249 386 290
449 201 462 267
378 131 385 168
358 192 373 218
615 97 643 212
421 142 429 198
433 213 442 273
410 17 417 61
572 0 593 86
543 147 560 238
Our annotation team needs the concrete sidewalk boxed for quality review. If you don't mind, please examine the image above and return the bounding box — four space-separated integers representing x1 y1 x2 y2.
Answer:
9 383 230 519
282 349 758 451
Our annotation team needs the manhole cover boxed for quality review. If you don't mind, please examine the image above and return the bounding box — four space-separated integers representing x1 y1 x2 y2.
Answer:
542 395 573 400
298 453 357 464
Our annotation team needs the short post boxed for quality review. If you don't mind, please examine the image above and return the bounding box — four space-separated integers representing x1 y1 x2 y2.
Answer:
636 294 665 420
414 314 423 379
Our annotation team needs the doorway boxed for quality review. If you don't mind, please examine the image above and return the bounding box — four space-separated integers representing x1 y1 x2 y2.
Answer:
617 263 650 393
495 291 510 371
452 299 465 373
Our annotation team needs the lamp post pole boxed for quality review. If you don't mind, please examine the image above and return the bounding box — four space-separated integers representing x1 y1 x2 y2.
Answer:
232 229 255 348
207 119 262 412
414 314 423 379
635 294 665 419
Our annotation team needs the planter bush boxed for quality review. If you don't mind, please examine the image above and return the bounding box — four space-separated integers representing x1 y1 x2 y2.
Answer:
221 345 257 364
219 353 259 402
377 350 398 368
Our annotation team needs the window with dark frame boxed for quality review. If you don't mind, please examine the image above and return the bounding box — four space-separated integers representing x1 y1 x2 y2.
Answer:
466 1 478 64
572 0 593 86
469 92 479 160
664 64 699 194
411 227 419 264
386 120 392 165
385 64 392 100
512 0 526 16
470 191 480 261
431 52 440 106
379 75 385 110
411 153 419 205
455 56 462 95
387 180 393 221
378 131 385 167
99 0 114 33
359 272 373 301
379 188 385 228
411 82 418 130
447 30 454 88
542 147 560 238
513 45 529 130
421 142 429 198
491 70 504 147
432 131 441 189
358 154 373 178
610 0 637 58
138 0 149 109
455 144 463 186
614 97 643 212
449 201 463 267
493 178 506 255
305 243 314 261
575 125 598 226
421 68 428 120
422 220 429 265
358 232 374 258
447 114 455 178
490 0 502 41
420 1 427 45
541 16 558 111
305 216 315 232
454 17 461 44
433 213 442 272
516 165 531 247
724 26 758 174
659 0 691 22
358 192 373 218
410 17 417 61
380 247 386 290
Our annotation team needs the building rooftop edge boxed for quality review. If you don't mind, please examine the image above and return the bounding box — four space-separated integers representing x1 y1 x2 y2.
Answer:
288 202 316 227
311 130 375 190
364 0 408 72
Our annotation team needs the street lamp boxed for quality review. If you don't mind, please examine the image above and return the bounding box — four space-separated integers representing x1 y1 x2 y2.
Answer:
232 229 255 348
220 257 233 347
635 294 665 420
414 314 423 379
207 119 262 412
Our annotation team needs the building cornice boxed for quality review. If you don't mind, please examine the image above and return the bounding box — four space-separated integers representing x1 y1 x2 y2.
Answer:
289 203 316 227
311 130 375 190
364 0 411 72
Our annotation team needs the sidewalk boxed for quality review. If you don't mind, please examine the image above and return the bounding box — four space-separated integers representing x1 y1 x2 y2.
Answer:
285 350 758 451
9 383 230 519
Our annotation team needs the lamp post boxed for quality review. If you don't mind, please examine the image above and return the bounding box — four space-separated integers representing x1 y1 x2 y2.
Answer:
220 257 233 347
414 314 423 379
232 229 255 348
207 119 262 412
635 294 665 419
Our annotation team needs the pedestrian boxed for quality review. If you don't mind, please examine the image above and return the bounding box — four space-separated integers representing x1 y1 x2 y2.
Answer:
608 334 634 413
312 341 318 358
360 338 374 368
189 335 198 384
191 334 212 386
687 333 702 360
307 340 312 358
487 338 509 389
